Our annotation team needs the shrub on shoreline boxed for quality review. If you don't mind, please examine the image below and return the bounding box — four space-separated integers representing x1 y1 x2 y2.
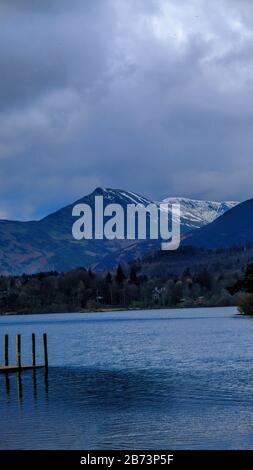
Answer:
238 294 253 315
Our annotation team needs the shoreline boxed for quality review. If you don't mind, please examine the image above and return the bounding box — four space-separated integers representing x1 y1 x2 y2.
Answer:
0 304 239 317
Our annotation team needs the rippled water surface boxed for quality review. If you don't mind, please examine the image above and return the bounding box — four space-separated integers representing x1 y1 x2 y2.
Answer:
1 307 253 449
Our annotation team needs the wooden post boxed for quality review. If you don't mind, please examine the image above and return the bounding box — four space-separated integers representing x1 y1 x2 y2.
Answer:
4 334 9 367
32 333 36 367
16 334 21 368
43 333 48 369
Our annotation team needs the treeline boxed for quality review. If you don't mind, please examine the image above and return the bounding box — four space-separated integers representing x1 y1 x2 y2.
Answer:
0 251 244 314
228 262 253 315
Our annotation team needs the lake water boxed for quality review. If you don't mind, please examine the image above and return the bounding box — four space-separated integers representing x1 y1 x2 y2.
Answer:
1 307 253 449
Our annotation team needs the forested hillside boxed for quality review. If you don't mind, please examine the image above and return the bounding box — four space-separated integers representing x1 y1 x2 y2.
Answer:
1 245 251 314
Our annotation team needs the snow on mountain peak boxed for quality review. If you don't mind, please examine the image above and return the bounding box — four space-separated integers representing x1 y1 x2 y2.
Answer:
161 197 239 230
84 189 239 233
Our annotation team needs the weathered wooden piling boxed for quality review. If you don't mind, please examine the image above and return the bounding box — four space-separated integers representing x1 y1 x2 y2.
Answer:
32 333 36 367
4 334 9 367
0 333 48 374
43 333 48 370
16 334 21 368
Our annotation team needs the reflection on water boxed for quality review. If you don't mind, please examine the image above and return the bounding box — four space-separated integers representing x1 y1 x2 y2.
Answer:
4 374 10 396
1 369 49 404
1 307 253 449
1 363 253 450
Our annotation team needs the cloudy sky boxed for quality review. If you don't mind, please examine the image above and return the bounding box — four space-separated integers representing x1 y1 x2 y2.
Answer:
0 0 253 220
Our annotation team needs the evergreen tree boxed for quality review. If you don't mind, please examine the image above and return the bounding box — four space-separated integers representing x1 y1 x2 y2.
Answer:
228 262 253 294
105 272 112 283
88 268 94 279
115 264 126 284
129 265 138 285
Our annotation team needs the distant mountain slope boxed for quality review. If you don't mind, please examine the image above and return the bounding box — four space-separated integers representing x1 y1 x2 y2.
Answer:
162 197 238 231
0 188 150 275
93 196 239 271
0 188 239 274
184 198 253 249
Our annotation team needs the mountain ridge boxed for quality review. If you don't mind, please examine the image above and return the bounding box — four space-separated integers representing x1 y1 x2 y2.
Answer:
183 198 253 249
0 187 240 275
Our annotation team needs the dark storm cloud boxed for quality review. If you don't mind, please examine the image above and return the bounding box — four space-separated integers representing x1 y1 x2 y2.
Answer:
0 0 93 14
1 0 253 219
0 0 113 111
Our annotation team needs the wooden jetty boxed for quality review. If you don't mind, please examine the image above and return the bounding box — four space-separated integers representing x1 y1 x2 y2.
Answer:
0 333 48 374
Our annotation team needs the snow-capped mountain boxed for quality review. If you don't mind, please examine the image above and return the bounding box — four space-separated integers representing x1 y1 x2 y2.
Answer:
95 191 238 233
161 197 238 232
0 188 240 274
184 198 253 249
93 188 152 206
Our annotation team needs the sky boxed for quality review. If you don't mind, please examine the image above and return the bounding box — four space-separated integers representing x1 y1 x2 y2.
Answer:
1 0 253 220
